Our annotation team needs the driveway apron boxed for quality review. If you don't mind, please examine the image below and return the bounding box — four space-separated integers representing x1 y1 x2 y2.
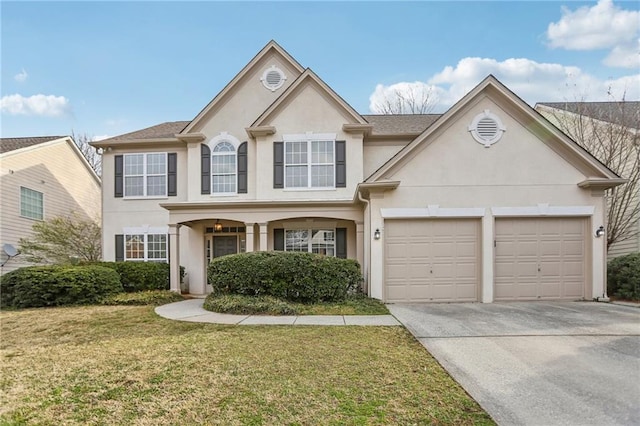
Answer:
387 302 640 426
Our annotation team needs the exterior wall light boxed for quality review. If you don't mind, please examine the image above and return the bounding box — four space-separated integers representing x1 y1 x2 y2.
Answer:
214 220 223 232
373 229 381 240
595 226 605 238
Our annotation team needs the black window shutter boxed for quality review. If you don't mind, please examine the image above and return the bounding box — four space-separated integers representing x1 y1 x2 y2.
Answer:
335 140 346 188
336 228 347 259
237 142 247 194
114 155 124 197
167 153 177 196
274 229 284 251
273 142 284 189
201 144 211 194
115 234 124 261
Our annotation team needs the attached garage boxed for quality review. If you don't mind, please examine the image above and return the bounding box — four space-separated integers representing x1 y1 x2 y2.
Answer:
385 219 480 302
494 217 587 301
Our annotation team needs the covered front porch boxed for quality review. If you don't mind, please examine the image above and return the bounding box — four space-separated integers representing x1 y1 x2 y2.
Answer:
161 200 365 296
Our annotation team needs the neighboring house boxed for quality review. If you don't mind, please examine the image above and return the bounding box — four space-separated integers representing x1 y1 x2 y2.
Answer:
535 102 640 258
0 136 102 273
91 41 623 303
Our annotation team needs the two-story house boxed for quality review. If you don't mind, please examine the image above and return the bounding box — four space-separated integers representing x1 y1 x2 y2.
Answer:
92 41 623 303
535 101 640 258
0 136 101 273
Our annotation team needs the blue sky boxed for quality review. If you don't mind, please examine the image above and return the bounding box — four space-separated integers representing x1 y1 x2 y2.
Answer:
1 1 639 140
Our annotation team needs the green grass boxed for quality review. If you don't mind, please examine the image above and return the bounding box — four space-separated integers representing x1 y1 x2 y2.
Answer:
204 293 390 315
0 305 494 425
102 290 185 306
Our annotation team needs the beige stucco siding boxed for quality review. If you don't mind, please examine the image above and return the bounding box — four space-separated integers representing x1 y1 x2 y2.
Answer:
0 140 101 273
363 141 408 178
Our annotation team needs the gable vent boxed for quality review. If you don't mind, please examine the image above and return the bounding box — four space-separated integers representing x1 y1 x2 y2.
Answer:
469 110 506 147
261 65 286 92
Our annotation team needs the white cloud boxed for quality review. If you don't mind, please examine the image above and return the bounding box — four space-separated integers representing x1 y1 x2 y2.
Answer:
92 135 111 141
369 81 440 114
547 0 639 50
0 94 71 117
14 69 28 83
369 57 640 113
603 38 640 69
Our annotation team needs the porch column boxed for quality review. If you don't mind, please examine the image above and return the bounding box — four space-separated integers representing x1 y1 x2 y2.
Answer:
356 220 364 273
245 222 255 252
169 224 181 293
258 222 268 251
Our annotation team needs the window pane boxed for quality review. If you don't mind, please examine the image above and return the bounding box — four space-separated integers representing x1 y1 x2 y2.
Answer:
125 235 145 260
285 230 309 252
311 165 334 187
124 154 144 175
20 187 43 220
146 153 166 175
213 141 234 152
125 176 144 196
312 141 333 164
146 175 166 196
212 154 236 174
311 229 335 256
285 165 308 188
147 234 167 260
286 142 307 164
212 174 236 193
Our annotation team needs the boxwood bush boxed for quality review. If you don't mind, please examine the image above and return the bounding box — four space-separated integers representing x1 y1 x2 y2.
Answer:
207 251 362 303
608 252 640 301
84 262 185 292
0 265 122 309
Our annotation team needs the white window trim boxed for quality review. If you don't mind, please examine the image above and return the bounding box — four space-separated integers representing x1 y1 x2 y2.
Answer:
123 231 168 262
283 132 337 190
123 152 168 198
208 132 240 196
284 228 336 256
19 186 44 221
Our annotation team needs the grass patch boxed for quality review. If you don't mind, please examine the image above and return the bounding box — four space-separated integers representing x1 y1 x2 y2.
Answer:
204 293 390 316
1 305 493 425
102 290 185 306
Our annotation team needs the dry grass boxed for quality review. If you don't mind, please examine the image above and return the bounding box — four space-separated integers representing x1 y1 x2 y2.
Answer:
1 305 494 425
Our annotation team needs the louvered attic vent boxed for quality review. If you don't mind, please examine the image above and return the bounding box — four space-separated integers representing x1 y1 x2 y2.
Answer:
469 110 506 147
261 66 286 91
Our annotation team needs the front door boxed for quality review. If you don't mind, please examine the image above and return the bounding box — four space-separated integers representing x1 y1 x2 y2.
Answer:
213 236 238 258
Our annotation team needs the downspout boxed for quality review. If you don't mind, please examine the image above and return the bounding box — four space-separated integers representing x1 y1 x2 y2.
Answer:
357 189 370 295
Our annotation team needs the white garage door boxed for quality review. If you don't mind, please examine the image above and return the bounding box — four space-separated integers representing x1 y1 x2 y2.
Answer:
385 219 480 303
495 218 586 301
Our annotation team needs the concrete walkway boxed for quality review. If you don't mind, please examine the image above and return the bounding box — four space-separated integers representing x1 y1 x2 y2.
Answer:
155 298 400 326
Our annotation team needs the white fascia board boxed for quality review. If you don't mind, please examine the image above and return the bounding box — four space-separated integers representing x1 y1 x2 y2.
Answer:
491 205 595 217
381 207 485 218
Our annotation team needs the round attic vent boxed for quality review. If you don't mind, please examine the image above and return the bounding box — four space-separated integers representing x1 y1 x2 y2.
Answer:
468 110 506 147
261 65 286 92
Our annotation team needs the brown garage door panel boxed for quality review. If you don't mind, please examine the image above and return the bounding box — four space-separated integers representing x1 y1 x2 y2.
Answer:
495 218 586 301
385 219 480 303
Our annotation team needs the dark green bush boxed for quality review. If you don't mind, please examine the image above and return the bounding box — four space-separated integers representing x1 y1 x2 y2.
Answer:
102 290 185 306
608 252 640 301
0 265 122 309
85 262 185 292
207 251 362 303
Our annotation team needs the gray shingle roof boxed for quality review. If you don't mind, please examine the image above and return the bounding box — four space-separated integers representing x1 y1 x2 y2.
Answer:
538 102 640 130
363 114 441 135
98 121 190 143
0 136 67 154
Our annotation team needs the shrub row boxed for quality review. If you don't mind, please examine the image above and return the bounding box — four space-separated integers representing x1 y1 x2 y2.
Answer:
608 252 640 301
207 251 362 303
83 262 185 292
1 265 121 308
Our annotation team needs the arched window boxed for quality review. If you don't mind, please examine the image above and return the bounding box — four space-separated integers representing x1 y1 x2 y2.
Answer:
212 141 236 194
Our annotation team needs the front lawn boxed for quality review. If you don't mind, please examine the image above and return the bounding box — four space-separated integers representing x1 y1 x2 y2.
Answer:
0 305 494 425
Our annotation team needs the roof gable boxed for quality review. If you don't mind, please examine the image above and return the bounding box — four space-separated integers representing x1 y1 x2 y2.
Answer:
0 136 67 154
367 75 621 183
536 101 640 130
251 68 367 127
181 41 305 134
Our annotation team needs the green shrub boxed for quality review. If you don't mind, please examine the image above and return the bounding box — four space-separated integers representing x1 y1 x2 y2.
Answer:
207 251 362 303
102 290 185 306
85 262 185 292
608 252 640 301
204 294 298 315
0 265 122 309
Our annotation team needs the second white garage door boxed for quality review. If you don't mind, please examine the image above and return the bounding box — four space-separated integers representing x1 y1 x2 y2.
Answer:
385 219 480 303
495 217 587 301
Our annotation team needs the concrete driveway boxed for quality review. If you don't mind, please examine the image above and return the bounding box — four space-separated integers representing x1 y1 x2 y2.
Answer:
387 302 640 426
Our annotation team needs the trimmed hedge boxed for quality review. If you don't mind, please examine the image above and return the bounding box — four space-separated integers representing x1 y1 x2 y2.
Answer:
83 262 185 292
608 252 640 301
0 265 122 309
207 251 362 303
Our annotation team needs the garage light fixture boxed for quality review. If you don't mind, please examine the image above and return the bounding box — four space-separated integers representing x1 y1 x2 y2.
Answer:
373 229 381 240
595 226 605 238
